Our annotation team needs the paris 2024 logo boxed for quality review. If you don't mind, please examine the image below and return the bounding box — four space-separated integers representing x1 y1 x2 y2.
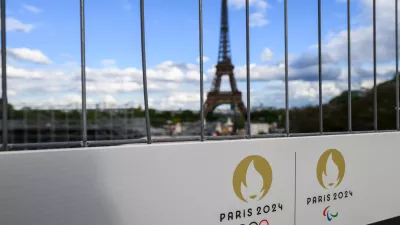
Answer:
308 149 353 222
219 155 283 225
233 155 273 203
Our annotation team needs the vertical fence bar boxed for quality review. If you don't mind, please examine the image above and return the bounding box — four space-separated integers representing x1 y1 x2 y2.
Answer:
94 107 97 140
347 0 352 132
23 107 28 143
66 108 70 141
245 0 251 138
1 0 8 150
124 107 128 139
396 0 399 131
9 108 13 143
198 0 205 141
110 107 113 140
373 0 377 131
318 0 323 134
284 0 289 136
51 106 55 142
80 0 88 146
140 0 152 144
131 109 134 139
37 109 41 143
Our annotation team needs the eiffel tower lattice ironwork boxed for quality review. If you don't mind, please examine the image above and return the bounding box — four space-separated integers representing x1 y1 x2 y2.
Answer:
203 0 247 118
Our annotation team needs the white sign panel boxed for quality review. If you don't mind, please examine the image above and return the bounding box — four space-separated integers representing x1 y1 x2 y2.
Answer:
295 133 400 225
0 133 399 225
0 140 295 225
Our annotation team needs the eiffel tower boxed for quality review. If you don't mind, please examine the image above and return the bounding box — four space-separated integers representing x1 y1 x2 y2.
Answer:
203 0 247 119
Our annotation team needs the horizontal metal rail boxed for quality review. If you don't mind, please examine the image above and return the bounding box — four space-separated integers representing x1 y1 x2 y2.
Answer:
8 142 83 151
88 139 147 147
2 129 400 151
152 136 201 143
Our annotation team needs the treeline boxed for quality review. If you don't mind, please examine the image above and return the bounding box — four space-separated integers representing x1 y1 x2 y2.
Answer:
1 75 399 132
289 76 399 132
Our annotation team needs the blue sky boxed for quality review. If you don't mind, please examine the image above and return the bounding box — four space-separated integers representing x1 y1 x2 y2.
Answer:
3 0 399 110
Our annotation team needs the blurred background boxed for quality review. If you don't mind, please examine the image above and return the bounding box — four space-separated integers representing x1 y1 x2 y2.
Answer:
1 0 399 149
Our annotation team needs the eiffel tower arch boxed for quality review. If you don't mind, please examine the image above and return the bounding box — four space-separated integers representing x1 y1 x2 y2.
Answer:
203 0 247 119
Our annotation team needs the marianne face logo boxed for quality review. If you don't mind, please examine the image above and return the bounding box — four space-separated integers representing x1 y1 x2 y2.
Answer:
316 149 346 189
306 149 352 207
219 155 282 224
233 155 273 203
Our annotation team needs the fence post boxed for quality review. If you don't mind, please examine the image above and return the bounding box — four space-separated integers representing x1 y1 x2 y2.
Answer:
24 106 28 143
284 0 289 136
140 0 152 144
124 106 128 139
66 106 70 141
1 0 8 151
80 0 88 146
51 106 55 142
198 0 205 141
37 108 41 143
318 0 323 134
395 0 399 131
245 0 251 138
373 0 377 131
347 0 352 132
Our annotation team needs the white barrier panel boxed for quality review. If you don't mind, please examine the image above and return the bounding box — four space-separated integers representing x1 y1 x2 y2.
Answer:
0 133 399 225
296 133 400 225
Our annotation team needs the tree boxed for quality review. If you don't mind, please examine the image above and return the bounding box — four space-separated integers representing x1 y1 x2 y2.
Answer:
233 115 245 130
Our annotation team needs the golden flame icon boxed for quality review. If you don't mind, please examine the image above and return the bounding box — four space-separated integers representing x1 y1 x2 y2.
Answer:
316 149 346 189
233 155 273 202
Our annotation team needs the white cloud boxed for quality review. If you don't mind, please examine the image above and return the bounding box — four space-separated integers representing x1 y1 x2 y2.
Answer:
86 80 143 94
4 65 69 81
5 18 35 33
83 60 206 85
22 4 43 14
102 94 117 105
260 48 273 62
229 0 270 27
7 65 46 79
5 57 395 109
252 79 343 108
233 62 341 82
4 58 209 106
229 0 268 11
250 12 269 27
12 94 96 109
322 0 397 63
196 56 210 63
149 91 202 110
7 48 52 64
290 80 341 102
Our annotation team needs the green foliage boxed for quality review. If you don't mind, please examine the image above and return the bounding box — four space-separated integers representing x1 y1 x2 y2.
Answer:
0 99 14 116
233 115 245 130
290 77 399 132
4 73 399 133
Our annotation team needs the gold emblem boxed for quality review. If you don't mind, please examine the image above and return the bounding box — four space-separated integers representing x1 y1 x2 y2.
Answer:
233 155 273 202
316 149 346 189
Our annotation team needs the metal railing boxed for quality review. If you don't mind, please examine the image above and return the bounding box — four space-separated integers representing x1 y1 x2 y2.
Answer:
1 0 400 151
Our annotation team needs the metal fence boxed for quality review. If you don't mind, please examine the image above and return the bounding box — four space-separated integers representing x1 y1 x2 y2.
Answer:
1 0 400 151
